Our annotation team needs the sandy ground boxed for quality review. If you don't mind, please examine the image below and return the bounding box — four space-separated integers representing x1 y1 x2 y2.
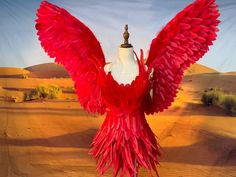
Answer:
0 64 235 177
0 99 235 177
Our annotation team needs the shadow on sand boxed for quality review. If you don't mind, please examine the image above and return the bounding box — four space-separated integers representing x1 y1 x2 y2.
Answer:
179 102 230 117
0 129 98 148
0 128 235 166
161 131 236 166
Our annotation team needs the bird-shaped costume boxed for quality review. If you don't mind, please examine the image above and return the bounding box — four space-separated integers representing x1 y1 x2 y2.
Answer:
35 0 220 176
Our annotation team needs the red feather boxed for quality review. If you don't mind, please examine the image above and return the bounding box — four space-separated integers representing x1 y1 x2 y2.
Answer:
35 0 221 176
35 1 106 114
144 0 220 114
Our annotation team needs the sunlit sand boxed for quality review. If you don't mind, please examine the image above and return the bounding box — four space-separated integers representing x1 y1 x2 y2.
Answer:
0 63 235 177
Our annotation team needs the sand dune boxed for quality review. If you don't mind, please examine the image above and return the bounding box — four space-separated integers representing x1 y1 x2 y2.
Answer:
185 63 218 75
0 67 30 78
0 63 220 79
182 74 236 95
25 63 70 78
24 63 218 78
0 63 235 177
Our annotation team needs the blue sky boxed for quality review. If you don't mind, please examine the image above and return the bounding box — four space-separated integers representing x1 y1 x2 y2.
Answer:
0 0 236 72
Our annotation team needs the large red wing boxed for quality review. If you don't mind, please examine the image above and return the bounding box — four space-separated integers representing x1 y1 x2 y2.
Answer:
144 0 220 114
36 1 106 114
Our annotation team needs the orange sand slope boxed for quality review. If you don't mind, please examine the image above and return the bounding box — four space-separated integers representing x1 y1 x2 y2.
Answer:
0 63 235 177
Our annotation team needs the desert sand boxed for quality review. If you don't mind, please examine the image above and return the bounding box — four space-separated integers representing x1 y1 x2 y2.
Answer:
0 63 235 177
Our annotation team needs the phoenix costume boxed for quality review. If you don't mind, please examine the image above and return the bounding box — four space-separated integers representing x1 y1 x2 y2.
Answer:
35 0 220 176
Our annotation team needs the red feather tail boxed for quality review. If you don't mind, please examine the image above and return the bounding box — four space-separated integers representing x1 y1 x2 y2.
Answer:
89 110 161 177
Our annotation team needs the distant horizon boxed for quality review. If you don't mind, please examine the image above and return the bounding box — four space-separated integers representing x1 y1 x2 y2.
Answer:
0 0 236 72
1 55 236 73
1 62 232 74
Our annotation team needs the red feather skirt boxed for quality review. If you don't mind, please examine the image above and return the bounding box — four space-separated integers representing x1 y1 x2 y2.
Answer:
89 66 161 177
89 110 161 177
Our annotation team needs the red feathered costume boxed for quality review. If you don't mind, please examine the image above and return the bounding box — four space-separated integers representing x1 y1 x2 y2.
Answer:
35 0 220 176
